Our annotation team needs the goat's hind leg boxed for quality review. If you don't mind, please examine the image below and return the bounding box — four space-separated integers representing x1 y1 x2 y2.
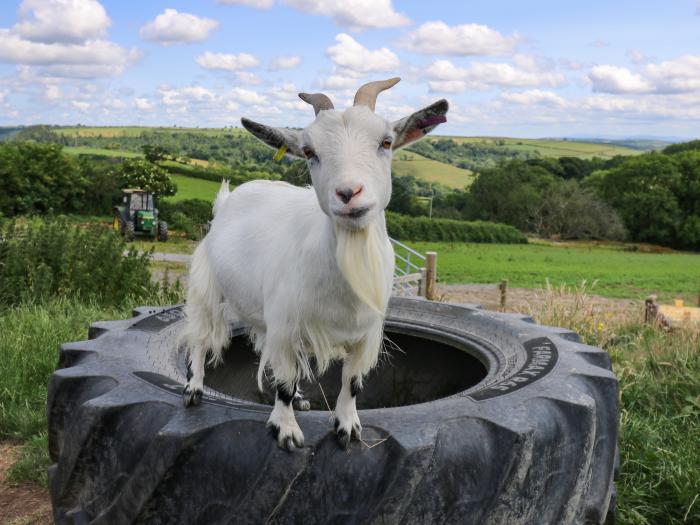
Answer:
179 243 229 407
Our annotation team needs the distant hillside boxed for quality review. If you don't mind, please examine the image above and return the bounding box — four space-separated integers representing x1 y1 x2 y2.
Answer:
435 136 640 159
11 126 644 190
564 138 671 151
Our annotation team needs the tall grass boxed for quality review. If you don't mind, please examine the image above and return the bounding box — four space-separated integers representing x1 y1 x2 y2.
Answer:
525 283 700 524
0 217 183 487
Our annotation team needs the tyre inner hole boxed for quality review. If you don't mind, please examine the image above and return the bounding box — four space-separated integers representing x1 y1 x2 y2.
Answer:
203 329 488 409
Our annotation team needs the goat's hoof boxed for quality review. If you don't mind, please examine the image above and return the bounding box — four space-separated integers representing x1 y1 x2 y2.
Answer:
293 398 311 411
268 422 304 451
182 384 202 407
334 417 362 450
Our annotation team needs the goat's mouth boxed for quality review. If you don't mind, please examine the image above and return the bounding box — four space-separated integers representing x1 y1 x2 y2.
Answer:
332 205 372 221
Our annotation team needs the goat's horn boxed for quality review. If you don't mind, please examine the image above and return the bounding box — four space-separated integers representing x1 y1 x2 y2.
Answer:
298 92 334 115
353 77 400 112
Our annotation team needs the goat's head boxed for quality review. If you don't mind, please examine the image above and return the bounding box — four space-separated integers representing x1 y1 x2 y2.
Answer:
241 78 448 231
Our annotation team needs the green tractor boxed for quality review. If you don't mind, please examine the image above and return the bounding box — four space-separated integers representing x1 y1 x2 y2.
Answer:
113 189 168 242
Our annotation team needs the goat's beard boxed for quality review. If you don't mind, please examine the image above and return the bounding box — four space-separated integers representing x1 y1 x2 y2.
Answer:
335 220 391 316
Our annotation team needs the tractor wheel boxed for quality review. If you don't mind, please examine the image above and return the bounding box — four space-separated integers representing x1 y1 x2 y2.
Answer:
125 221 135 242
47 297 618 524
157 221 168 242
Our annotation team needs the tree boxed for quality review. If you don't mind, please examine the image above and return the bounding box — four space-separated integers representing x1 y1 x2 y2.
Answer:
0 142 87 216
466 161 557 231
141 145 171 163
595 153 683 246
113 159 177 197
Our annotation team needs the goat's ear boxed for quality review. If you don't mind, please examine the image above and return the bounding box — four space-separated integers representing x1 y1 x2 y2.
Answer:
391 99 448 150
241 117 304 158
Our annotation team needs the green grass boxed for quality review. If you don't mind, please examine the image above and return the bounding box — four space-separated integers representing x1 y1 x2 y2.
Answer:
55 126 247 138
63 146 143 158
133 237 196 254
609 327 700 524
408 240 700 303
166 174 223 202
0 300 141 440
437 136 641 159
392 150 474 188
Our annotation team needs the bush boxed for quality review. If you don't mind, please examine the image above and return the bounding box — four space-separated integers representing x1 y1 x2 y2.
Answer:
386 212 527 243
0 142 87 216
0 217 175 308
112 159 176 197
158 198 212 225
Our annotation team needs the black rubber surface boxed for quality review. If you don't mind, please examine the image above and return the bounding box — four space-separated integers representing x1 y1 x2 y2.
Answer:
47 297 619 524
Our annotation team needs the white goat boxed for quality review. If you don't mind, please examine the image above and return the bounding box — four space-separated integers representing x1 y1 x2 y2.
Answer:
179 78 448 450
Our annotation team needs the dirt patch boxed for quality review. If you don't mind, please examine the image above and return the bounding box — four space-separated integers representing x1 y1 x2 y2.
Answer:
441 283 641 318
0 442 52 525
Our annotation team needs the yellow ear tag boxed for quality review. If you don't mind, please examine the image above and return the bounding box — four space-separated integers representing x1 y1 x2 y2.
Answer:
273 144 287 161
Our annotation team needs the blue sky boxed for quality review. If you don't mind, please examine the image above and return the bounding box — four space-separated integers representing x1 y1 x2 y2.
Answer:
1 0 699 138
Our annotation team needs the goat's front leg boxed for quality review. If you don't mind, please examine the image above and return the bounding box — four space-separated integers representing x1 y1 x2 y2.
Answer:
267 382 305 451
334 354 363 449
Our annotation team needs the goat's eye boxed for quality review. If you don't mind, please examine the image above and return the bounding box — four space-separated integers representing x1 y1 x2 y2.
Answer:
302 146 315 159
381 138 393 150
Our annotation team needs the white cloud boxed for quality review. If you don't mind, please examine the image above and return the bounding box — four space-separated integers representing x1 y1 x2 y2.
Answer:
45 84 61 100
589 56 700 95
589 65 652 93
140 9 219 45
589 39 609 48
0 30 141 76
196 51 259 71
230 87 267 105
317 74 357 90
217 0 274 8
71 100 90 111
402 21 519 56
426 58 566 92
159 86 216 106
501 89 567 108
14 0 110 44
326 33 399 74
134 97 153 110
236 71 262 84
644 55 700 93
269 55 302 71
626 49 650 64
284 0 410 30
0 0 139 78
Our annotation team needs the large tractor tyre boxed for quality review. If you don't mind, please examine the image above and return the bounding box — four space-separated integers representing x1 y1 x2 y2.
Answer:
157 221 168 242
125 221 135 242
47 297 618 525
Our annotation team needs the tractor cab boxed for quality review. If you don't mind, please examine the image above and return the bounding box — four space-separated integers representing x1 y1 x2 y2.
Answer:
113 189 168 242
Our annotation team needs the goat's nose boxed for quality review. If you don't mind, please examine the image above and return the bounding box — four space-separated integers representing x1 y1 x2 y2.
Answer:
335 185 363 204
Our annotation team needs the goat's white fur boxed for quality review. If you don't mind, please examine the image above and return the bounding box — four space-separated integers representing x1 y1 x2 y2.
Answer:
179 93 447 450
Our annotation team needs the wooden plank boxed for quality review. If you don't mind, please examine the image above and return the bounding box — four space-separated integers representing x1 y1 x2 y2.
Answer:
393 272 423 284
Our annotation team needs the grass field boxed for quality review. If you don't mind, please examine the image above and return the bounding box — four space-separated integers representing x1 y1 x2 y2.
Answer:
438 136 641 159
55 126 246 137
392 150 474 188
166 174 223 202
63 146 143 158
408 240 700 303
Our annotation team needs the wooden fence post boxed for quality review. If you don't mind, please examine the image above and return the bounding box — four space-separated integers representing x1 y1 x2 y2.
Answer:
418 268 427 298
644 295 657 324
425 251 437 301
499 279 508 311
